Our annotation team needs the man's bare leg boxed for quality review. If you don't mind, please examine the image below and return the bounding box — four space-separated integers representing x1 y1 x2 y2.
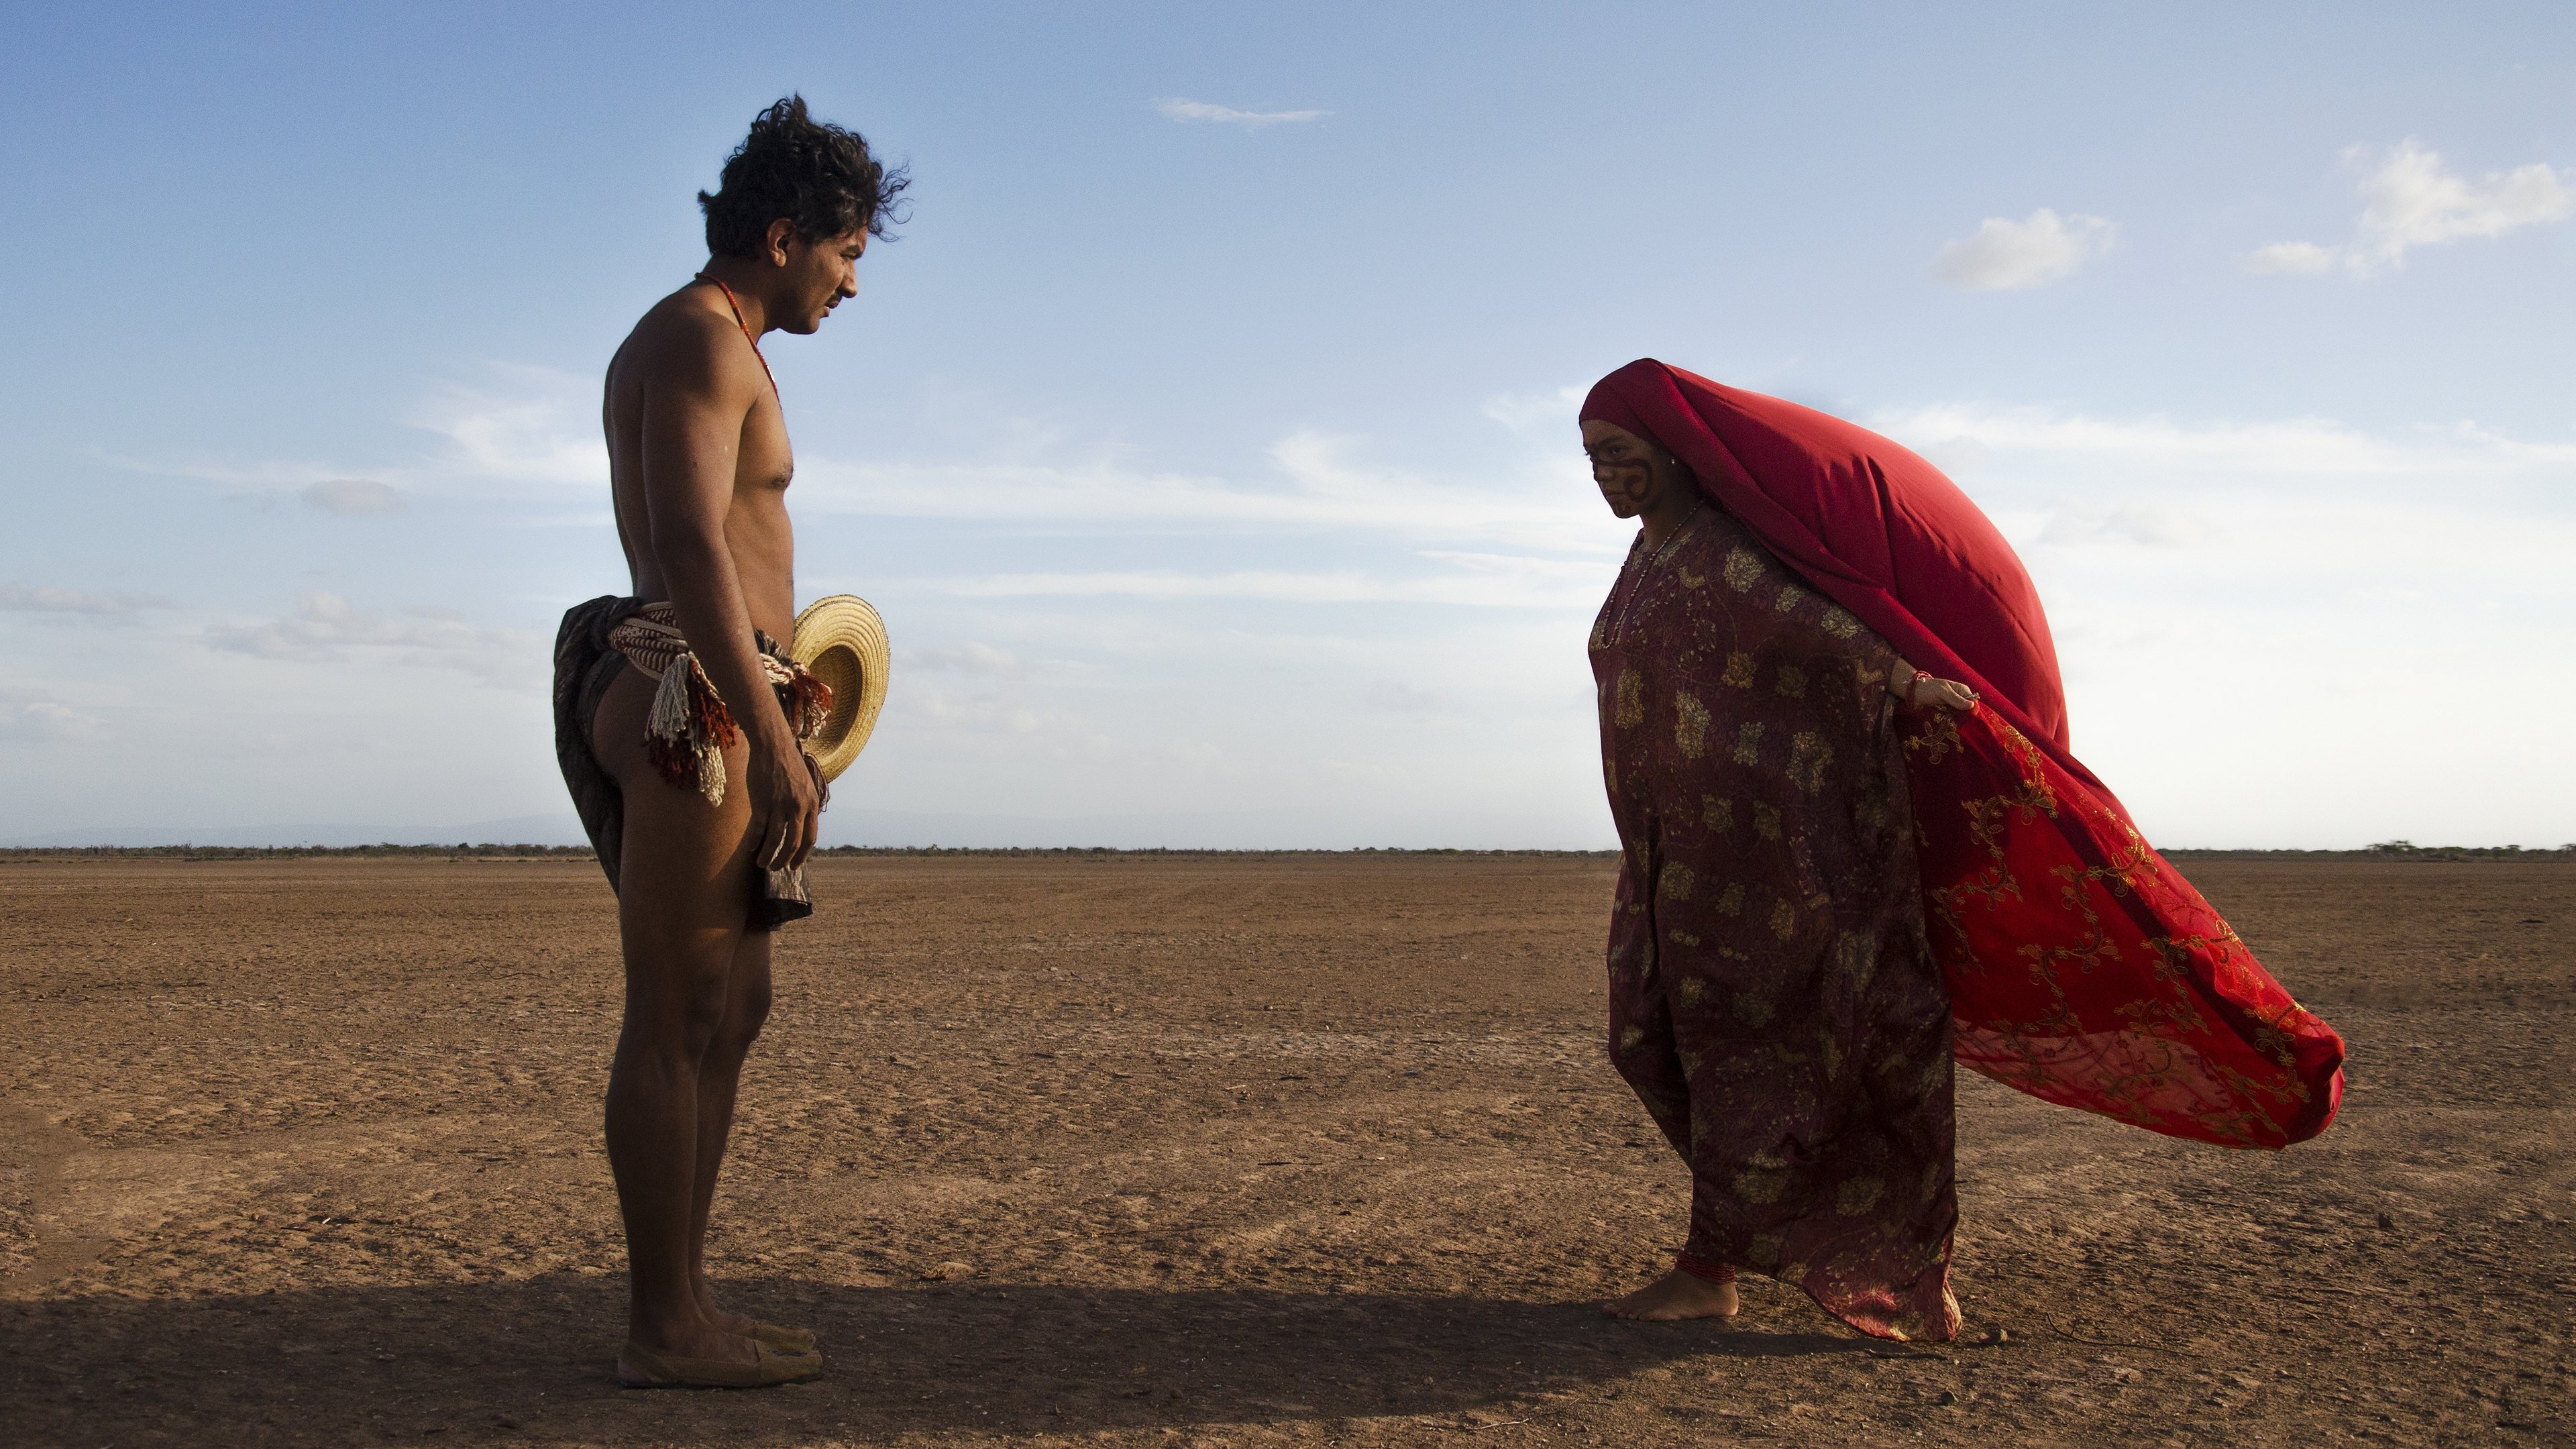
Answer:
598 666 763 1366
1606 1269 1740 1322
684 928 773 1337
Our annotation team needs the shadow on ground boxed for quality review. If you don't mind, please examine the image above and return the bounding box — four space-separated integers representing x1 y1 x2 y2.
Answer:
5 1275 1872 1445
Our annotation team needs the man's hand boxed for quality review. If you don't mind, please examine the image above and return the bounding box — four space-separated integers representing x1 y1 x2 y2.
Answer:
745 729 824 872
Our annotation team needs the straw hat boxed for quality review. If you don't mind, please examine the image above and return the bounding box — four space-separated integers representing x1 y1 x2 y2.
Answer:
790 594 890 784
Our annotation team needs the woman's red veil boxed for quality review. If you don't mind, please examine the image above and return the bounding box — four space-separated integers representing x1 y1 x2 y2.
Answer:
1582 358 2343 1149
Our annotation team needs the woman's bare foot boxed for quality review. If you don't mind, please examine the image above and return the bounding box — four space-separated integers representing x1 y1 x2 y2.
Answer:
697 1295 760 1338
1605 1268 1739 1321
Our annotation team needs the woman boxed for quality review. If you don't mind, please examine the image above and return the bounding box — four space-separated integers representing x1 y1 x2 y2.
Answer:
1579 360 2345 1342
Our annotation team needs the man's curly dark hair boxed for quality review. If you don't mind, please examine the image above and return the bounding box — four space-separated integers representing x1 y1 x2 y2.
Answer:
698 95 909 257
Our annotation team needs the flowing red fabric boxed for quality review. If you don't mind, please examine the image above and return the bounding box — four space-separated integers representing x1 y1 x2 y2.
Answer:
1582 359 2345 1149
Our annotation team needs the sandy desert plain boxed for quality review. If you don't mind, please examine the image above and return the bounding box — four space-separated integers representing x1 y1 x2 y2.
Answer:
1 851 2568 1448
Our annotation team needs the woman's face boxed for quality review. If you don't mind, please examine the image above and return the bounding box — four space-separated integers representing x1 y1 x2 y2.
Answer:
1582 419 1687 519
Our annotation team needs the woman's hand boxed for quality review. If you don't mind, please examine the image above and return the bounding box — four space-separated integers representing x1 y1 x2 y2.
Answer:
1888 657 1980 711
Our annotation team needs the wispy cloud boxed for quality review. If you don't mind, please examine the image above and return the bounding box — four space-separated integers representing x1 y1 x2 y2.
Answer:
302 479 407 515
1362 680 1448 715
0 689 105 741
0 582 170 614
2035 502 2216 549
411 365 606 486
205 592 539 686
1874 403 2576 490
1481 384 1587 438
1155 97 1330 127
1931 208 2117 290
114 362 603 506
903 641 1028 678
798 431 1619 553
2249 139 2572 278
936 563 1598 609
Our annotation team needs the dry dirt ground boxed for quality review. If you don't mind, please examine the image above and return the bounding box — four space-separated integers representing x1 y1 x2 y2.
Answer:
2 855 2569 1448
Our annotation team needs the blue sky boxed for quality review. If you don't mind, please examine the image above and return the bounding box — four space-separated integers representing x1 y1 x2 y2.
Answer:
2 1 2570 847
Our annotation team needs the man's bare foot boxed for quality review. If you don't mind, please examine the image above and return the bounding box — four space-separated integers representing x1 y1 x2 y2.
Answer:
628 1312 760 1365
1605 1268 1739 1322
696 1287 814 1350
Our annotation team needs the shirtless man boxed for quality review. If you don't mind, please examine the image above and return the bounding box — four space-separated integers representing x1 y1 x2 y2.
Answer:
550 96 905 1389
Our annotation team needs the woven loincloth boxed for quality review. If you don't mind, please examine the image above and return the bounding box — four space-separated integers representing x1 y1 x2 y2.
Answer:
552 597 831 931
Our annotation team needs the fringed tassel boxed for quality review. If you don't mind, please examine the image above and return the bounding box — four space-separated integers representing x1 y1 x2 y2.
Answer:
643 655 738 806
781 668 833 739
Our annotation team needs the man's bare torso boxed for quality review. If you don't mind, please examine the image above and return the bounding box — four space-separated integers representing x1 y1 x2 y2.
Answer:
602 283 798 643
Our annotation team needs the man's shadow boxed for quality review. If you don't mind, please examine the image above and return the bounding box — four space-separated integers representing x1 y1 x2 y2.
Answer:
5 1275 1869 1445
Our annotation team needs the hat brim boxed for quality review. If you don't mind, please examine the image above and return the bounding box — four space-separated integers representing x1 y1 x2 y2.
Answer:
790 594 890 784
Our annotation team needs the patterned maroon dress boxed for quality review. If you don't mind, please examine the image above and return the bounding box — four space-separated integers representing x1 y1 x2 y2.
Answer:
1590 504 1961 1342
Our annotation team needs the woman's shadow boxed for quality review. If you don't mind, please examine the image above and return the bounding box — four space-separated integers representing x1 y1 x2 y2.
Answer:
6 1273 1870 1444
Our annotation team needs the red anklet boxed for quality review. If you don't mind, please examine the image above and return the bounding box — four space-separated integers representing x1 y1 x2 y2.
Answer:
1674 1250 1737 1285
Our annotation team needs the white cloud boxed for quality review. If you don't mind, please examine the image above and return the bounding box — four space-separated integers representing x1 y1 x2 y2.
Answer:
2243 241 2339 276
2035 502 2215 549
1851 400 2576 846
2248 139 2572 278
301 479 407 515
903 641 1027 678
1874 402 2576 493
1362 680 1447 714
1154 98 1330 127
412 365 606 487
1931 209 2118 290
1481 384 1587 437
0 582 169 614
796 431 1621 553
934 568 1560 606
0 695 103 741
116 363 604 506
205 592 539 686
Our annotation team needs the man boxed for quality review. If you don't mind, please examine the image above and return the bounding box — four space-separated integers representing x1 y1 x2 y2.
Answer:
550 95 906 1389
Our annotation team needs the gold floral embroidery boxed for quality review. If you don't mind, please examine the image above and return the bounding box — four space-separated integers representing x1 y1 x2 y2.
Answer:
1733 721 1764 764
1775 664 1808 698
1675 975 1706 1006
1835 930 1879 991
1717 881 1746 916
1770 898 1797 940
1902 705 1962 765
1775 584 1806 612
1677 565 1706 589
1615 668 1644 727
1723 547 1763 590
1731 988 1774 1027
1754 802 1782 840
1788 732 1833 792
1674 691 1709 759
1721 652 1755 688
1732 1167 1788 1204
1703 796 1734 833
1820 604 1862 639
1658 859 1696 900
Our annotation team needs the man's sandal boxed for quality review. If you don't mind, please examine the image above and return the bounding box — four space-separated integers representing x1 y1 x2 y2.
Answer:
750 1320 815 1352
616 1340 822 1389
